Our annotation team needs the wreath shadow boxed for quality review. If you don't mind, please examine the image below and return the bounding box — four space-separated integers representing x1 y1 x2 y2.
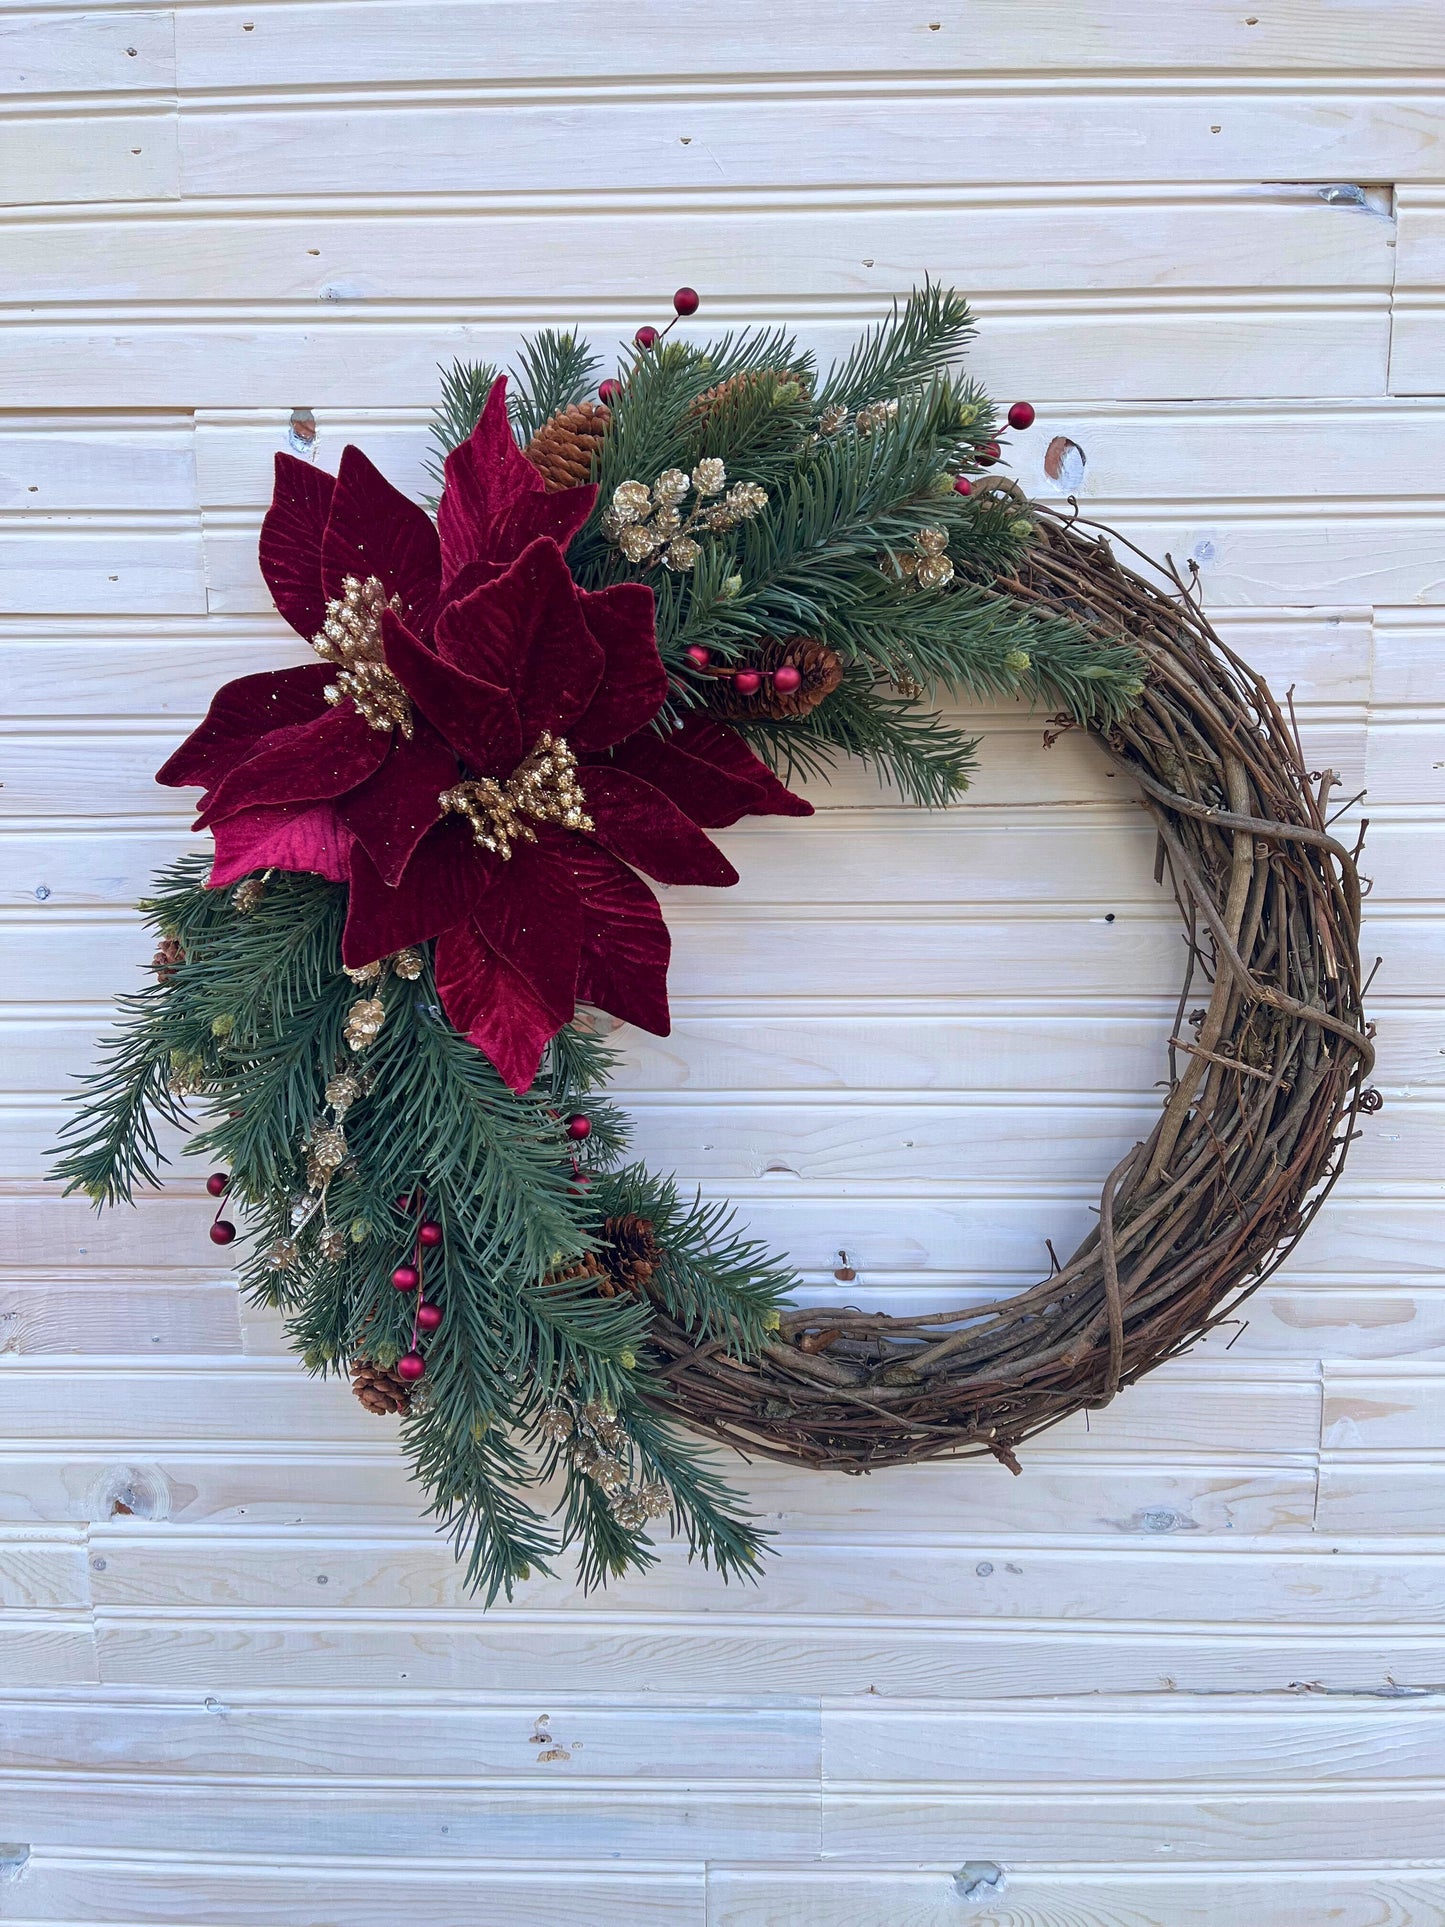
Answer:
646 503 1378 1474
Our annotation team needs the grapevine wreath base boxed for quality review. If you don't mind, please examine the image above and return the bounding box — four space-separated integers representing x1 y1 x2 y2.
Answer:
650 499 1378 1469
55 287 1375 1595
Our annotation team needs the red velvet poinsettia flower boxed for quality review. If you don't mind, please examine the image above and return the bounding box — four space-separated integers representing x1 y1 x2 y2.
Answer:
157 383 811 1090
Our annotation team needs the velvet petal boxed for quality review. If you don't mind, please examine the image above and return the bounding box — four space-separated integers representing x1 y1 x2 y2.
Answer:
436 377 537 580
209 800 355 888
336 714 459 885
469 833 582 1027
431 540 604 744
484 486 596 569
433 917 561 1094
341 818 492 966
381 609 522 778
582 766 739 887
197 701 389 828
259 454 336 640
602 726 766 830
566 840 672 1036
668 717 815 819
321 445 442 638
437 375 595 581
156 664 334 794
568 579 668 752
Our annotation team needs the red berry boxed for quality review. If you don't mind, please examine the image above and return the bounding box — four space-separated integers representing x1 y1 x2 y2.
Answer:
733 668 762 696
771 664 803 695
685 645 711 669
566 1114 592 1142
391 1263 420 1292
416 1301 444 1333
976 441 1001 466
598 378 622 404
205 1172 229 1198
1006 401 1036 431
394 1192 418 1213
634 324 659 348
417 1220 443 1248
672 286 700 317
396 1350 426 1383
209 1220 236 1246
953 475 973 496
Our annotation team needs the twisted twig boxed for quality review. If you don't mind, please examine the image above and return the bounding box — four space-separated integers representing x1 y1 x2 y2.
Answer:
645 507 1376 1471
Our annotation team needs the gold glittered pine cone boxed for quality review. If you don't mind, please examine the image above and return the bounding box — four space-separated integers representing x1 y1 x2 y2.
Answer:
687 368 811 424
351 1358 413 1417
524 401 612 492
711 638 845 722
600 1214 662 1296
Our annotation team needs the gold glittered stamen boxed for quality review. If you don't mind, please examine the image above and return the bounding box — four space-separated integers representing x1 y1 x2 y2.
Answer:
439 731 595 860
311 574 414 737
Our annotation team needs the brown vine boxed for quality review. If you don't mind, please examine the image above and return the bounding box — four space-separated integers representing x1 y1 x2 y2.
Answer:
645 504 1377 1472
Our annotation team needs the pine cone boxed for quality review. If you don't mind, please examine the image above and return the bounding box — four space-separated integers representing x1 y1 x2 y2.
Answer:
524 401 611 492
541 1249 617 1294
351 1358 413 1416
687 368 811 424
151 936 184 984
600 1214 662 1296
712 638 844 721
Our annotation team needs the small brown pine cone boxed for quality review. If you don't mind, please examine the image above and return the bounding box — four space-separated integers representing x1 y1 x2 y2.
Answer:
351 1358 412 1416
524 401 612 492
541 1250 618 1295
711 638 845 721
687 368 811 425
600 1214 663 1296
152 936 185 985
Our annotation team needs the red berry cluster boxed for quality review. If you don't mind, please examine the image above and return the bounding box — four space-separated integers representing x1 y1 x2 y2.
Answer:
683 645 802 697
391 1191 445 1380
598 289 705 406
955 400 1035 494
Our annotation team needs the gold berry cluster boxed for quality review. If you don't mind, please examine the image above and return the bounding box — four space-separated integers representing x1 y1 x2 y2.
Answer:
601 462 768 572
439 731 594 860
311 574 414 737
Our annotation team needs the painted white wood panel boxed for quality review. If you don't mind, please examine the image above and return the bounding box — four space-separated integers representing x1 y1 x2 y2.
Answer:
6 4 1445 1920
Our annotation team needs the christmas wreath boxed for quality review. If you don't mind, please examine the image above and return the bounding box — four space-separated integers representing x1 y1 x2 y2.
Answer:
54 286 1373 1598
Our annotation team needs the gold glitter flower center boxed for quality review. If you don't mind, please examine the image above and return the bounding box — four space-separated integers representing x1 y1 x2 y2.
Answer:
439 731 594 860
311 574 414 737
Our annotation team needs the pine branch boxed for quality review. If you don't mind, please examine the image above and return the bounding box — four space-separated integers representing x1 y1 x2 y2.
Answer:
507 330 602 443
816 281 977 411
738 674 982 808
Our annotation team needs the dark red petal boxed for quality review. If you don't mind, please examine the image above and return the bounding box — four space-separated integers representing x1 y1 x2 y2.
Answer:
602 727 763 829
433 918 560 1093
436 375 558 581
434 556 508 621
484 485 596 568
566 841 671 1036
322 445 442 637
196 702 388 828
336 715 458 885
470 835 582 1027
259 454 336 639
209 801 355 888
341 818 490 967
582 765 739 887
431 539 603 743
157 665 333 793
668 717 815 820
381 609 523 777
568 580 668 752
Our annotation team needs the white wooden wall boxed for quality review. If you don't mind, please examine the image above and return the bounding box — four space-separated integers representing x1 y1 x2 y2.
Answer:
3 5 1444 1922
